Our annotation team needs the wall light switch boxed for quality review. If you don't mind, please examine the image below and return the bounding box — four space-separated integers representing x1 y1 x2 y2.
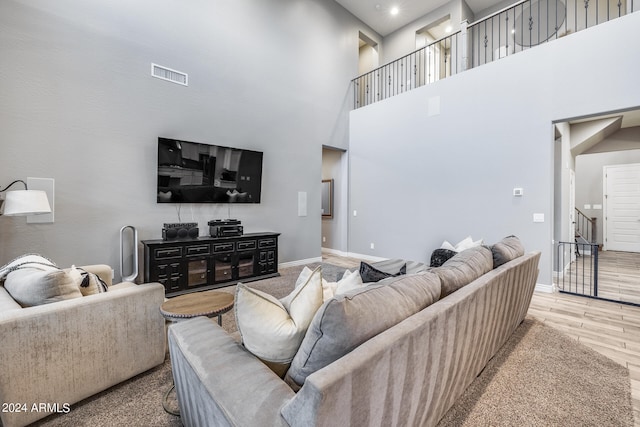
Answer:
533 213 545 223
584 204 591 210
593 204 602 210
353 210 357 217
513 188 523 197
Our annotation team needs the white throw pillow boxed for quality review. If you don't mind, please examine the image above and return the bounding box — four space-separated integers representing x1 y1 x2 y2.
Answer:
235 266 323 363
322 269 365 301
68 265 109 296
441 236 483 252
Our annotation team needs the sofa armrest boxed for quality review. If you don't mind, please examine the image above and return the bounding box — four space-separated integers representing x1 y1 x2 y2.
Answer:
79 264 113 287
168 317 293 427
0 282 166 427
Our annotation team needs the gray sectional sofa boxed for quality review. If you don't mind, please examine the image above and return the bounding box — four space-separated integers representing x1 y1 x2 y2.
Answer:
168 239 541 427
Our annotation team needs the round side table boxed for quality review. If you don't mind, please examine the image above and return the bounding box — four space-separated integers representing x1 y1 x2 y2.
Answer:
160 290 234 325
160 290 235 416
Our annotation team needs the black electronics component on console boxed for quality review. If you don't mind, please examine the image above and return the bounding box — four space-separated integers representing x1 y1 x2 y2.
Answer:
162 222 199 241
208 219 243 237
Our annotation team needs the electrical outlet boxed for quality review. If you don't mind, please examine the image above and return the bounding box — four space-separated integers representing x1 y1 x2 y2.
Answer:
322 236 326 243
370 243 375 249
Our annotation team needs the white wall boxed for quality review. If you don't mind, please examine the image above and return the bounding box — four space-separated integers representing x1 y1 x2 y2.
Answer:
381 0 471 64
349 12 640 286
0 0 376 278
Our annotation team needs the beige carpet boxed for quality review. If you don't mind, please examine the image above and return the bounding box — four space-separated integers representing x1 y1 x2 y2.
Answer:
34 265 634 426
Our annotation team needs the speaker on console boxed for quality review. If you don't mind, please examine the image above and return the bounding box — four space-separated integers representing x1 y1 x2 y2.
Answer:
162 222 199 241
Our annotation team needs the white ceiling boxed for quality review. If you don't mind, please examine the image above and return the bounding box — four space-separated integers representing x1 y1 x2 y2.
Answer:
335 0 498 37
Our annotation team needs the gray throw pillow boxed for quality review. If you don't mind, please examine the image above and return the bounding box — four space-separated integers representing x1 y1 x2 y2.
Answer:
434 245 493 298
491 235 525 268
285 271 441 390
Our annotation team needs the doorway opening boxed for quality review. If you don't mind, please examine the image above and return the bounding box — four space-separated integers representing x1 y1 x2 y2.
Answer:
553 107 640 306
322 146 348 257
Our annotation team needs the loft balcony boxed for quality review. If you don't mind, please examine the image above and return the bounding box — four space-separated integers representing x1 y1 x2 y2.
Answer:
352 0 637 109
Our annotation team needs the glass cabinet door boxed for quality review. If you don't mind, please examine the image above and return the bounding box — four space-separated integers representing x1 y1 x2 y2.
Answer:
237 251 255 279
187 258 208 288
214 254 233 283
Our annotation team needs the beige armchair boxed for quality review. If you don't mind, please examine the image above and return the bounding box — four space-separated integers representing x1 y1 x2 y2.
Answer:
0 265 166 427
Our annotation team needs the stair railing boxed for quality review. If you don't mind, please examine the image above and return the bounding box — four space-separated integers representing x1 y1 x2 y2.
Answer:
574 207 597 243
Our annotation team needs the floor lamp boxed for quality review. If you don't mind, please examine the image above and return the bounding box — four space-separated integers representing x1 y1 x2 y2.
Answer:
0 180 52 217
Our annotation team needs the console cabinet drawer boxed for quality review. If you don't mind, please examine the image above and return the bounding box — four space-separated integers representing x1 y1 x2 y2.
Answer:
155 247 182 259
258 238 276 249
186 245 210 257
213 243 235 253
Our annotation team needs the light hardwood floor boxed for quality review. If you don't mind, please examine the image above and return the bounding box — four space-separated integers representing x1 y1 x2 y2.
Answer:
323 252 640 426
557 250 640 305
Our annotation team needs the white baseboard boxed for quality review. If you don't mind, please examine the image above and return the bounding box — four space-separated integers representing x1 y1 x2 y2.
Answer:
279 257 322 269
534 283 555 293
321 247 389 263
321 247 348 257
345 251 389 263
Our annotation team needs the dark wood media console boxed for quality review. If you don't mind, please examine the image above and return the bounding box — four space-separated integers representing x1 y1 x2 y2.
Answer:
143 232 279 296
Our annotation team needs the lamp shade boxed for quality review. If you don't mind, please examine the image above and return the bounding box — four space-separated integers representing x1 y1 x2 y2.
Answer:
2 190 52 216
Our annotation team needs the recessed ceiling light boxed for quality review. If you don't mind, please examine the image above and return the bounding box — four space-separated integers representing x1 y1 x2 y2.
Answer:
390 6 399 16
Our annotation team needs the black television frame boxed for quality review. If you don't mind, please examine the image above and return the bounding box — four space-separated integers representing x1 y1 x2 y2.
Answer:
157 137 263 204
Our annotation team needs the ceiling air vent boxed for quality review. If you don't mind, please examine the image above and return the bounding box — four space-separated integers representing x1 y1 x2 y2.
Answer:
151 63 188 86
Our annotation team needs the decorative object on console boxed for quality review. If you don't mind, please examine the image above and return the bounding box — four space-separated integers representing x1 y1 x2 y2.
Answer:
208 219 243 237
359 261 406 282
0 179 51 216
162 222 199 241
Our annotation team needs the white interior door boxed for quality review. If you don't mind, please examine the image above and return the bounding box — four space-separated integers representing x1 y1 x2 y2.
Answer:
604 163 640 252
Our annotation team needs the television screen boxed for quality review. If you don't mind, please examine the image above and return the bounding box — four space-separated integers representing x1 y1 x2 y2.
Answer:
157 137 263 203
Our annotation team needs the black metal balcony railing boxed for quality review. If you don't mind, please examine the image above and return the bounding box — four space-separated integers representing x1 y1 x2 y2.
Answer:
354 32 461 108
353 0 636 109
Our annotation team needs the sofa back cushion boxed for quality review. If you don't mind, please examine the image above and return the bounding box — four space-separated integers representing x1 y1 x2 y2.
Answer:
491 235 525 268
435 245 493 298
285 271 441 389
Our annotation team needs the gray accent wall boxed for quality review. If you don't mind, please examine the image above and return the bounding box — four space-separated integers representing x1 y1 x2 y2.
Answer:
0 0 376 279
349 12 640 286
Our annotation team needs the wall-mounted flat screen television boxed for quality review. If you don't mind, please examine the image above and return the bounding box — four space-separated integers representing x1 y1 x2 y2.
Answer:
157 137 263 203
